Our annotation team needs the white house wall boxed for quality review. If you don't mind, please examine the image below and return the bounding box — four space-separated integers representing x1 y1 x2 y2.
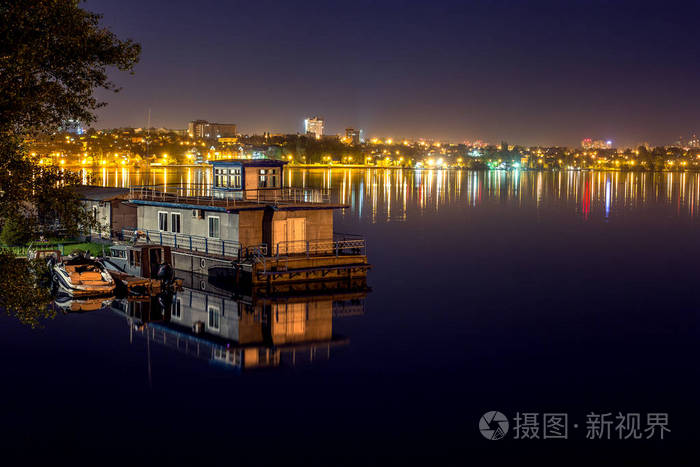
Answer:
136 205 239 242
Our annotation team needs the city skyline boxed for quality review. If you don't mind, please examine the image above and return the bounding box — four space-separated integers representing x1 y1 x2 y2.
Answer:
87 0 700 147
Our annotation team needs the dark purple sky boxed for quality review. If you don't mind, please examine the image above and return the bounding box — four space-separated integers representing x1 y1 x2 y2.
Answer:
88 0 700 146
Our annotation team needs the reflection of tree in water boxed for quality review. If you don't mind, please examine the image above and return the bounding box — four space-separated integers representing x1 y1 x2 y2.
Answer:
0 251 55 328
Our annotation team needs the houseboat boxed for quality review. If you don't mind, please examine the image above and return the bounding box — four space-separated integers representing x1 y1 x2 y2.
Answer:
77 186 137 239
123 159 370 286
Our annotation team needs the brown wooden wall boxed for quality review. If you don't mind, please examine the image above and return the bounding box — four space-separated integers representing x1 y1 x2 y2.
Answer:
111 201 137 236
238 208 334 250
238 210 265 248
271 209 333 243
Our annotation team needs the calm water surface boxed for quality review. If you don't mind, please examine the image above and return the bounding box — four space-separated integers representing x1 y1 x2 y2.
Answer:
2 168 699 464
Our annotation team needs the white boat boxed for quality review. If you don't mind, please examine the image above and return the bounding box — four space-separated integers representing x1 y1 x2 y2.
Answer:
51 251 116 297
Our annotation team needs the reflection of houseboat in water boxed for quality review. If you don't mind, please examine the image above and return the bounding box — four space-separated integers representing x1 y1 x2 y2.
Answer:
111 274 368 371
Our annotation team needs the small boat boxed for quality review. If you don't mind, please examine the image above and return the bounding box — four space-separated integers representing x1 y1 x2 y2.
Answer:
102 244 181 295
51 251 116 297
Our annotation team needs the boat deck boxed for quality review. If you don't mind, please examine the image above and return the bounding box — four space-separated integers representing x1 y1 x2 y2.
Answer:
127 186 348 211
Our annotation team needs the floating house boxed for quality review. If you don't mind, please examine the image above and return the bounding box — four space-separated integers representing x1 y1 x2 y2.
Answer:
77 186 137 239
125 160 370 284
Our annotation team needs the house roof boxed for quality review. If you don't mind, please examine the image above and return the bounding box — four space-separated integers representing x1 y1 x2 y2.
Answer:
128 199 348 213
77 186 131 201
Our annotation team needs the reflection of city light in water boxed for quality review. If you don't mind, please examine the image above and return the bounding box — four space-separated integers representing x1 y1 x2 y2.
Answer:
80 167 700 224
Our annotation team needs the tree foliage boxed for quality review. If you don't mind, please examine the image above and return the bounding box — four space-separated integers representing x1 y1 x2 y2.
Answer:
0 0 140 231
0 1 140 324
0 215 32 246
0 0 141 133
0 250 54 328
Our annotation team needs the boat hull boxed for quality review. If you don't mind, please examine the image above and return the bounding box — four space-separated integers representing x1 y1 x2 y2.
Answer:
52 263 116 297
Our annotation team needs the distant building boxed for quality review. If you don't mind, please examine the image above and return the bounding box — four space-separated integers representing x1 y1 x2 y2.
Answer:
582 138 612 150
62 119 85 135
188 120 237 139
304 117 324 139
345 128 360 145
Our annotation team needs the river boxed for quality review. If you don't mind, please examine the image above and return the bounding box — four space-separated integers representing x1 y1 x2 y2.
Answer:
1 167 698 463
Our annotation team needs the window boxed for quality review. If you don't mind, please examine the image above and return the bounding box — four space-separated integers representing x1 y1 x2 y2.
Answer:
171 213 181 233
258 168 278 188
229 168 241 188
208 216 220 238
130 250 141 267
158 211 168 231
208 305 220 330
172 298 181 320
110 249 126 258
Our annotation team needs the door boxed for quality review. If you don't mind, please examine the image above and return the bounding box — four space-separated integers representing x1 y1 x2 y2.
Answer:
149 248 162 278
272 218 306 254
273 219 287 255
287 218 306 253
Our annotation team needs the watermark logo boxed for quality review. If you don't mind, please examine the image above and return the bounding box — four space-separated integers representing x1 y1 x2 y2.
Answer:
477 411 670 441
479 411 509 440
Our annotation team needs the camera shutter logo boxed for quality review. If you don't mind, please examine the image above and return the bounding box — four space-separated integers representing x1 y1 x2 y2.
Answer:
479 411 509 440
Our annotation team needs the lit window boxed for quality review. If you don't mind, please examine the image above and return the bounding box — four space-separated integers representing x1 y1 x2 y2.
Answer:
229 167 241 188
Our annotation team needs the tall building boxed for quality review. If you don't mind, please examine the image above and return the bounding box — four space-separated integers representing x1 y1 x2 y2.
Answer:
582 138 612 150
304 117 324 139
345 128 360 145
188 120 237 139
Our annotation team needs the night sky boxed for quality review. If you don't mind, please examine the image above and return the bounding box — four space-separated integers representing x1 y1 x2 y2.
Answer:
88 0 700 146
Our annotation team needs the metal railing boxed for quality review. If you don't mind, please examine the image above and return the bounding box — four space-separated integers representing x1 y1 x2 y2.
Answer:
119 228 365 269
127 185 332 208
121 228 242 258
272 237 366 259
